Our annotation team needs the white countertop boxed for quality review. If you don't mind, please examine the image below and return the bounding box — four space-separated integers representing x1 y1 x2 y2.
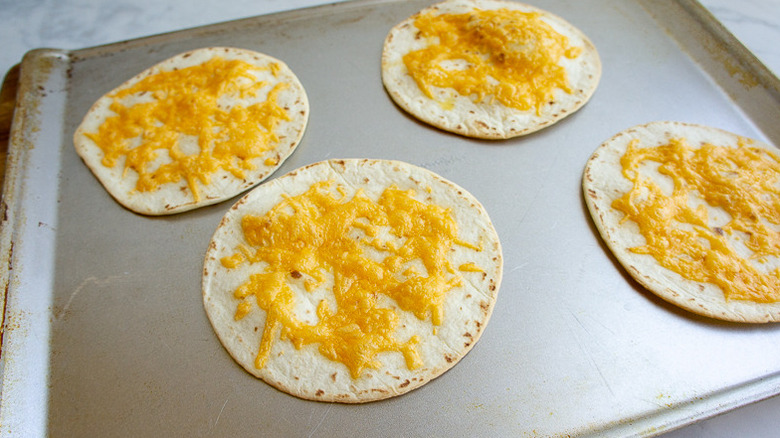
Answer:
1 0 779 436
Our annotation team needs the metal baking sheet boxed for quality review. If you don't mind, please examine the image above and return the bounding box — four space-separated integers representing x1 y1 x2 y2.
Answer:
2 0 779 436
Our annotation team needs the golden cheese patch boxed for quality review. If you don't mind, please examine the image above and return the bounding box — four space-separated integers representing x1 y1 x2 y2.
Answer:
403 7 581 113
613 137 780 302
221 180 483 379
84 57 291 202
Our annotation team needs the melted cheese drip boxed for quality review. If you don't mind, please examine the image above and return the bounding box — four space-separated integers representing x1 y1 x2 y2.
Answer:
403 8 581 113
222 180 483 379
84 57 291 201
612 138 780 302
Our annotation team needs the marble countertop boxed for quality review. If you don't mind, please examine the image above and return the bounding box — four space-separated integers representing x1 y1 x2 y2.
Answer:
1 0 779 436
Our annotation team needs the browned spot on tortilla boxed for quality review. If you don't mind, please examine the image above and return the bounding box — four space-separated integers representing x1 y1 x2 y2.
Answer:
316 389 324 396
399 379 410 388
444 354 454 363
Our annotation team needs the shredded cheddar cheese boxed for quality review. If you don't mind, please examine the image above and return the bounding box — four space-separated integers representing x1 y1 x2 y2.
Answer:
403 7 581 113
458 263 484 272
612 137 780 302
84 57 291 201
221 180 483 379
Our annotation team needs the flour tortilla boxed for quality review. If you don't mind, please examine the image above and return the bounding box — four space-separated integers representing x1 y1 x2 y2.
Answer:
381 0 601 139
583 121 780 323
202 159 503 402
74 47 309 215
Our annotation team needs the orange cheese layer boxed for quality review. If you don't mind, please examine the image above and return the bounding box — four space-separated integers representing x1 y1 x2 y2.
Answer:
403 8 581 113
84 57 290 201
612 137 780 302
222 180 482 379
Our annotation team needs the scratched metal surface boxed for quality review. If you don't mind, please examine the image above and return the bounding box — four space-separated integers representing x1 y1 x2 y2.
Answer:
1 0 780 436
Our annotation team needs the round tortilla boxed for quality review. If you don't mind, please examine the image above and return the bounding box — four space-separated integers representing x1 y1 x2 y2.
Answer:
202 159 503 402
583 121 780 323
381 0 601 139
74 47 309 215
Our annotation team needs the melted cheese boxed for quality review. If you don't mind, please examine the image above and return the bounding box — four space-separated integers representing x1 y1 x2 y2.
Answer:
612 137 780 302
221 181 482 378
84 57 291 201
403 7 581 113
